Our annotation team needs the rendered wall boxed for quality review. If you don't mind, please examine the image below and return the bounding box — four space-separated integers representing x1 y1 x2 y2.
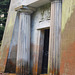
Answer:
0 0 20 72
0 0 27 72
60 0 75 75
0 1 16 72
5 13 19 73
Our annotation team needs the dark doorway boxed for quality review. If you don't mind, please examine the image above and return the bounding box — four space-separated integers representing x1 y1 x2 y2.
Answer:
41 29 49 74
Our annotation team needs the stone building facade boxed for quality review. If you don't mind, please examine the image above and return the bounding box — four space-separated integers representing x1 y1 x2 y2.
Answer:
0 0 75 75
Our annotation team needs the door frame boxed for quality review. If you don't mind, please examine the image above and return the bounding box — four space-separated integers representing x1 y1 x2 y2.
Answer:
36 27 50 75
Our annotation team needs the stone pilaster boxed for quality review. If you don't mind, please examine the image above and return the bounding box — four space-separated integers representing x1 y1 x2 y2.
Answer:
48 0 62 75
15 6 35 75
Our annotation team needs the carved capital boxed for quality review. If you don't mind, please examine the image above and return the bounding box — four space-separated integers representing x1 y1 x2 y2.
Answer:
15 5 36 14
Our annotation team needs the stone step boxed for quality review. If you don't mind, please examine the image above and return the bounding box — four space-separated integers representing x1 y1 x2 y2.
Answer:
0 73 16 75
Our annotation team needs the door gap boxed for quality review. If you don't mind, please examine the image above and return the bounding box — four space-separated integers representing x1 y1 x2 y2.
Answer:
41 29 49 74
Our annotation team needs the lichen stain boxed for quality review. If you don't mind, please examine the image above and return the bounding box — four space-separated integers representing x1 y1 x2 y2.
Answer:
0 11 17 72
31 43 40 75
4 48 9 65
61 8 75 51
0 51 1 59
16 60 29 75
32 63 38 75
62 0 75 31
5 45 17 73
0 11 17 54
0 46 9 72
5 59 16 73
38 3 51 12
38 3 51 22
7 12 16 28
8 45 17 59
61 2 75 75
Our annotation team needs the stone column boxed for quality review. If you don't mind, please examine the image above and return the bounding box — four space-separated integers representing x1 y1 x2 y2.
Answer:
48 0 62 75
15 6 35 75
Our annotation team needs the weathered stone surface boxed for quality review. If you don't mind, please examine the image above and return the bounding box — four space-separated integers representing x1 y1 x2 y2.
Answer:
31 3 51 75
60 0 75 75
0 0 18 72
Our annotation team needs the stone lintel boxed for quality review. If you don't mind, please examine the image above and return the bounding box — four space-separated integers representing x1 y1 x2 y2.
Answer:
15 5 36 14
51 0 62 3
